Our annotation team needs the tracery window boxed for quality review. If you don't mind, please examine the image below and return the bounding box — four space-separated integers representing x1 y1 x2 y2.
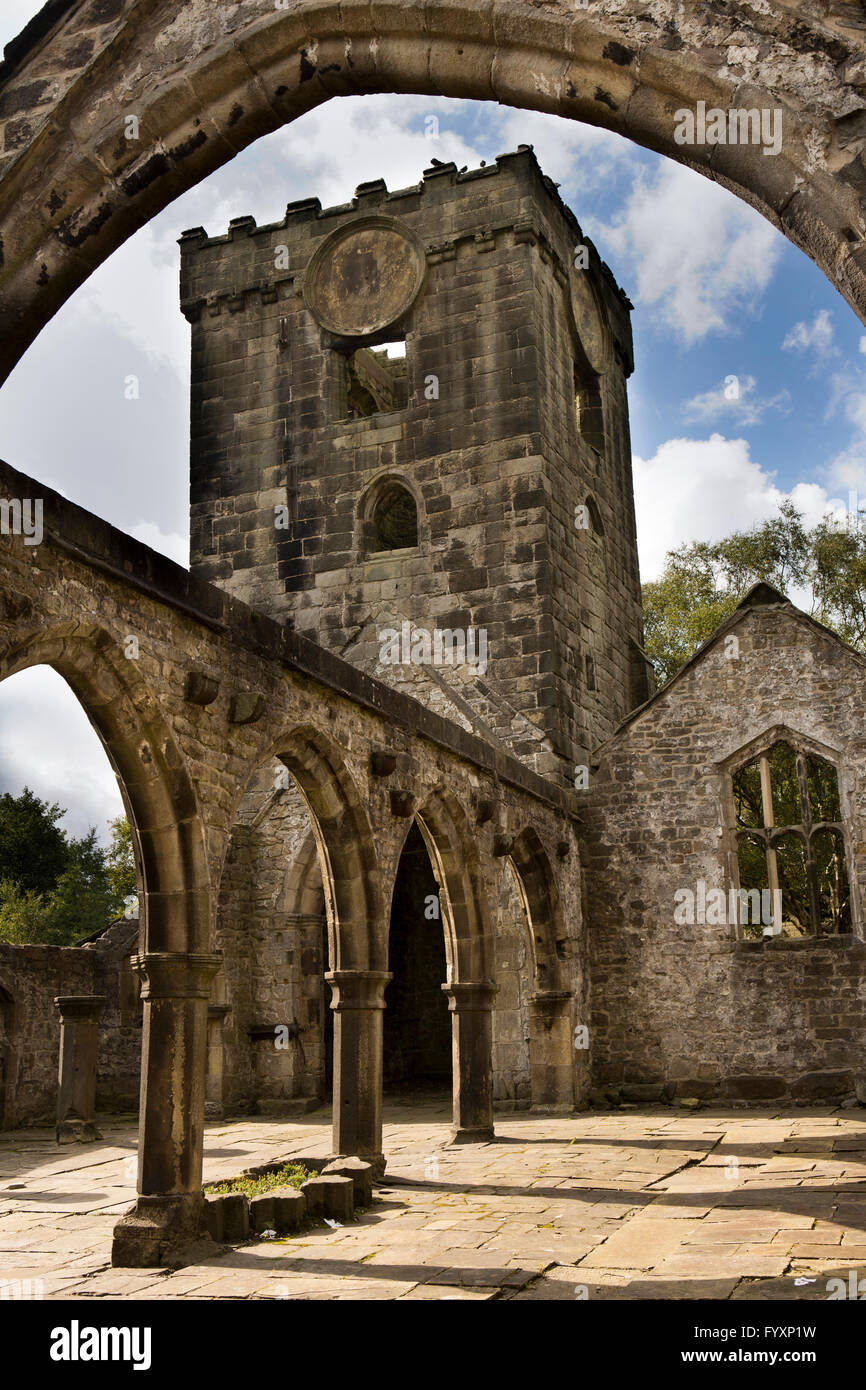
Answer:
733 740 851 939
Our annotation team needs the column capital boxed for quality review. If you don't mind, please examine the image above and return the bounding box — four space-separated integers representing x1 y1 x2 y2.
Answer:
53 994 106 1023
442 981 498 1012
325 970 392 1011
132 952 222 1001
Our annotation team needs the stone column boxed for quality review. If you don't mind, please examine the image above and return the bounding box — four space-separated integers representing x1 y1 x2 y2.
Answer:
53 995 105 1143
325 969 391 1176
111 951 221 1268
442 982 498 1143
205 1002 231 1119
528 990 575 1113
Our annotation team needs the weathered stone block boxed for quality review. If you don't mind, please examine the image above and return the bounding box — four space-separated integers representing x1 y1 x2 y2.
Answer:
205 1191 249 1242
302 1174 354 1222
249 1193 276 1233
271 1186 306 1232
322 1157 373 1207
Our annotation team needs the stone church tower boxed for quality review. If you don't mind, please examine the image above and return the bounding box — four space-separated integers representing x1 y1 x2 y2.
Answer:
180 146 649 784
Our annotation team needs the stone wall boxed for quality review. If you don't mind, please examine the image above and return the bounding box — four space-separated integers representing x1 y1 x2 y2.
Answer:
214 767 327 1111
0 921 141 1127
584 594 866 1104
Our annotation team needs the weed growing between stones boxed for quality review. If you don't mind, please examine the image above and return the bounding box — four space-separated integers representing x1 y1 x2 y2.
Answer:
205 1161 310 1198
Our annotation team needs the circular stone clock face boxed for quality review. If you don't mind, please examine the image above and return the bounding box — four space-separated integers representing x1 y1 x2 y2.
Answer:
569 268 610 375
303 218 426 337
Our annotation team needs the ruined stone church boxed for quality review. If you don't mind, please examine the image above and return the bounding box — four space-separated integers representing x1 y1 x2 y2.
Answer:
178 144 865 1124
1 144 864 1267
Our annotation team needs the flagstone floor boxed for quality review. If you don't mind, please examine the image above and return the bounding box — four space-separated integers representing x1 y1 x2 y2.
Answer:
1 1100 865 1300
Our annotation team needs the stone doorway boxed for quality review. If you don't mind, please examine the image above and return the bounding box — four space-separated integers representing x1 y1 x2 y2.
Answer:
383 821 451 1096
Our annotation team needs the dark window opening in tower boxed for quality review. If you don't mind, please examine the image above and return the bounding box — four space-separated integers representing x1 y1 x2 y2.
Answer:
584 495 604 537
345 340 407 419
574 369 605 453
372 482 418 551
383 821 451 1094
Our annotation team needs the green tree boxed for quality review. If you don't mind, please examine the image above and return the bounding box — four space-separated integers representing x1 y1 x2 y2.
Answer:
642 502 866 684
105 815 137 909
40 829 115 944
0 879 50 944
0 797 133 946
0 787 68 894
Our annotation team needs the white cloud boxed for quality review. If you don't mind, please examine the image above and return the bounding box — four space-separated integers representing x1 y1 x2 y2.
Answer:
597 161 783 342
634 434 843 583
682 375 790 427
128 521 188 567
782 308 835 355
490 108 636 198
859 336 866 356
0 667 124 842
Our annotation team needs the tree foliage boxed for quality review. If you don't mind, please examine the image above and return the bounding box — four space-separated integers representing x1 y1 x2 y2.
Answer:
0 790 137 946
105 814 137 905
642 502 866 684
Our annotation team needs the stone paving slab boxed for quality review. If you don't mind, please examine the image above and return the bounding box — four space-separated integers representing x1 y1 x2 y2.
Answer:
2 1102 866 1300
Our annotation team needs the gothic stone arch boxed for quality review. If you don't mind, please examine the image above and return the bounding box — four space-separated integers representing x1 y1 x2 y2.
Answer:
412 789 498 1140
0 626 218 1266
508 826 575 1113
0 0 864 384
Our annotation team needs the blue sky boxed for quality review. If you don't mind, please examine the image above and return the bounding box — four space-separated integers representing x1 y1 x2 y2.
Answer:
0 1 864 836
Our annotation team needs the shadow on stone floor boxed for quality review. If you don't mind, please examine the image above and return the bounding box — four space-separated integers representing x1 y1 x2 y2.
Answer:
378 1174 866 1231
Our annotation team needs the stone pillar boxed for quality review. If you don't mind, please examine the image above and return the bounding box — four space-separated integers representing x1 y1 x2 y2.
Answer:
528 990 575 1113
205 1003 231 1119
443 982 498 1143
326 969 391 1176
111 951 221 1268
53 995 105 1144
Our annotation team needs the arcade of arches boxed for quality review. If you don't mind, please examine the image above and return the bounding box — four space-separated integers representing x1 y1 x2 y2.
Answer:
1 2 866 1273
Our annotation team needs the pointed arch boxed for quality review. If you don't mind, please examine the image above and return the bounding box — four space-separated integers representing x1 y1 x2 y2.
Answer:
507 825 567 993
268 724 384 971
0 0 863 388
0 626 210 953
413 788 493 984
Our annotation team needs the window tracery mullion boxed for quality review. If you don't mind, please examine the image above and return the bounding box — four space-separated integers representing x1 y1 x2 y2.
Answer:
758 754 782 934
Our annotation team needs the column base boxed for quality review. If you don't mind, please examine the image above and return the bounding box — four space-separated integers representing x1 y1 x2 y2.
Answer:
529 1103 575 1115
448 1126 495 1145
111 1194 215 1269
56 1118 102 1144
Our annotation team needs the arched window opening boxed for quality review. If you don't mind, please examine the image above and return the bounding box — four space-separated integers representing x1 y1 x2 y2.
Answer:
344 341 407 419
370 482 418 552
732 740 851 939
